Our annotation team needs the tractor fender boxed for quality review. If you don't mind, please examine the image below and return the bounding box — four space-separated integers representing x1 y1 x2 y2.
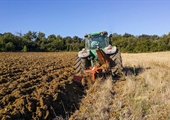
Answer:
78 51 90 58
104 46 117 54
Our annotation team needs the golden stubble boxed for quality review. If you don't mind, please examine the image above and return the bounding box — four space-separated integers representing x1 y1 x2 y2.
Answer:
122 52 170 120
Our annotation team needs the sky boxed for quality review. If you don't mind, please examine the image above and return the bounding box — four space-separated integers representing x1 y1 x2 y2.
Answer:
0 0 170 38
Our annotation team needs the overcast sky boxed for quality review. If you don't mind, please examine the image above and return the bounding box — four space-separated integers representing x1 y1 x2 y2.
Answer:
0 0 170 38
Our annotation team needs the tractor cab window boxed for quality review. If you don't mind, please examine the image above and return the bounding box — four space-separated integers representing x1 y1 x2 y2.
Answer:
91 36 109 49
91 37 99 49
85 36 109 49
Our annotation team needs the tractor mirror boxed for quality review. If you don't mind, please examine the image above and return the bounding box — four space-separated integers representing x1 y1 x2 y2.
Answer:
109 34 112 38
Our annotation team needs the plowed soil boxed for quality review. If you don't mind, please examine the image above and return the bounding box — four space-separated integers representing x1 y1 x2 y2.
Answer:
0 52 85 120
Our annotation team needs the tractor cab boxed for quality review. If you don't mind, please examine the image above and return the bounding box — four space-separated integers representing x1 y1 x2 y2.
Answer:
84 31 109 50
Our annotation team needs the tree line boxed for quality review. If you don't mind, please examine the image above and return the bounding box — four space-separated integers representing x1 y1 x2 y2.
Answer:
0 31 84 52
110 33 170 53
0 31 170 53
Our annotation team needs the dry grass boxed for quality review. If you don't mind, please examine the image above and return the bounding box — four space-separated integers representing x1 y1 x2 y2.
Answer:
70 77 114 120
70 52 170 120
122 52 170 120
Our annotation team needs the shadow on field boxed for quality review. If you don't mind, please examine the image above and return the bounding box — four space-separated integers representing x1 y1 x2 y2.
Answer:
51 82 86 120
123 66 151 76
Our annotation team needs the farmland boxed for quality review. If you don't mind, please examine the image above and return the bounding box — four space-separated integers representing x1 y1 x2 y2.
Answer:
71 52 170 120
0 52 170 120
0 52 84 119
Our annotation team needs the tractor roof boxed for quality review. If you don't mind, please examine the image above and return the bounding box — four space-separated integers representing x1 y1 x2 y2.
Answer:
84 31 108 37
90 32 101 36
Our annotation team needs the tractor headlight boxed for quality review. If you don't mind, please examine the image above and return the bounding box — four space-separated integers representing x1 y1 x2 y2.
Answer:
107 45 112 50
78 48 90 58
104 45 117 54
82 48 87 53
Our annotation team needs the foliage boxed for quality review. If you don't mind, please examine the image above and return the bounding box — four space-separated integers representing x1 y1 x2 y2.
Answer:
110 32 170 53
0 31 170 52
22 45 27 52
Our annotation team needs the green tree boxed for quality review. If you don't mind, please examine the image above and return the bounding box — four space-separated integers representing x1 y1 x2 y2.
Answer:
6 42 15 51
0 36 5 51
22 45 27 52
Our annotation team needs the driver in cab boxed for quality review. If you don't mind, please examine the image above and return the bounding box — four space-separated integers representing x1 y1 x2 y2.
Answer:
90 39 99 49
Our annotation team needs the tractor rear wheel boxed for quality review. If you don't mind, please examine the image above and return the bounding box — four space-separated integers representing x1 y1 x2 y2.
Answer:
74 56 89 74
110 49 123 76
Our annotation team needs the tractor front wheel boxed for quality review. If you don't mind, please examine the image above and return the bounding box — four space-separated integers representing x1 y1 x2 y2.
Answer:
74 56 89 74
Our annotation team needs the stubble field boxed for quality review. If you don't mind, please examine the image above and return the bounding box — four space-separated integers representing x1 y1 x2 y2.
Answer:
71 52 170 120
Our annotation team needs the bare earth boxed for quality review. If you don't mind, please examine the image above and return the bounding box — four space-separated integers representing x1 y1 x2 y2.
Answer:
0 52 84 120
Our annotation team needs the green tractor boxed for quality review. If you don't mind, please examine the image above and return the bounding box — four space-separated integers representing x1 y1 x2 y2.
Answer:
74 31 123 81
